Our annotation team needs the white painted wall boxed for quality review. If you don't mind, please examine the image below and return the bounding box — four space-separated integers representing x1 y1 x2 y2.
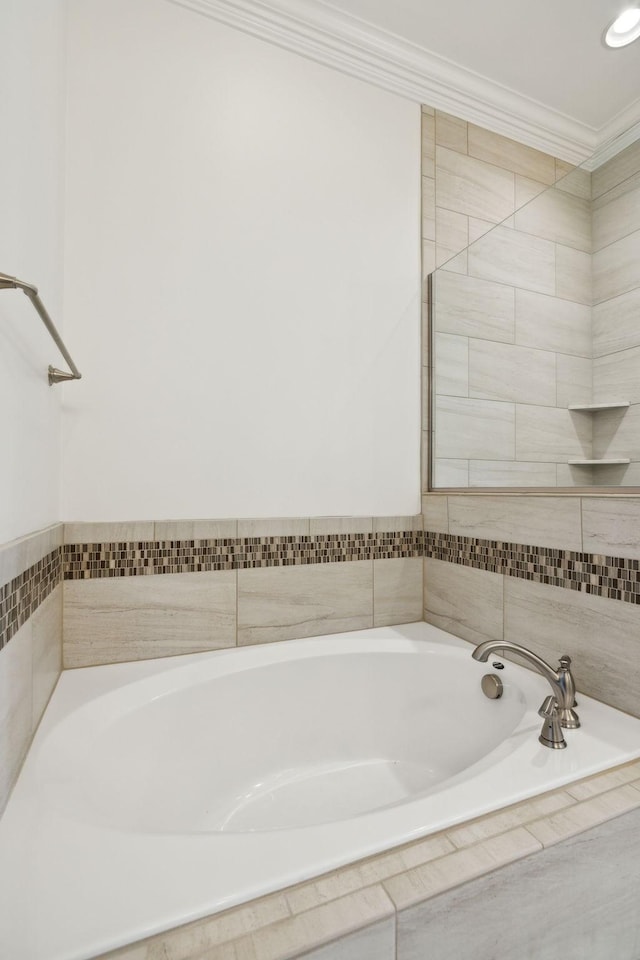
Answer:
0 0 66 543
61 0 421 521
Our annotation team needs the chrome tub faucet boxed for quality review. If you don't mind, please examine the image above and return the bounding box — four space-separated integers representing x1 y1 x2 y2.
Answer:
471 640 580 750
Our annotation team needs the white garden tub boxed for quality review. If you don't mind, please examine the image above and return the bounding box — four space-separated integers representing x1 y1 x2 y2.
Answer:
2 621 640 960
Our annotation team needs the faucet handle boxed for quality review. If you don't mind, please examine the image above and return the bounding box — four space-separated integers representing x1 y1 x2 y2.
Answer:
538 696 567 750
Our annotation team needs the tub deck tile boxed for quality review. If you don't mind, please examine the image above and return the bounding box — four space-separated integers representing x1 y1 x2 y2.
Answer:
525 783 640 847
564 758 640 801
382 827 542 911
445 788 576 848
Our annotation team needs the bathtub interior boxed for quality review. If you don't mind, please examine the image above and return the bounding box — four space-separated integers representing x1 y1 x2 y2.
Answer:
36 645 529 833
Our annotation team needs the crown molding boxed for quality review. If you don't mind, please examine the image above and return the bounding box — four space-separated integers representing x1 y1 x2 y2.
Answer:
166 0 599 164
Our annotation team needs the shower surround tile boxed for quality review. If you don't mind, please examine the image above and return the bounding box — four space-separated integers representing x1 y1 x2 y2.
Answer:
63 571 237 667
237 561 373 646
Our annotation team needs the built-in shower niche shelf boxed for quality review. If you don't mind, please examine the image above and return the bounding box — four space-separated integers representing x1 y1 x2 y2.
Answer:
568 402 630 411
568 459 631 466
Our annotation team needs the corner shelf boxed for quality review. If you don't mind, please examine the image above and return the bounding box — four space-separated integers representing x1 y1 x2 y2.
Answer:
568 402 630 411
568 459 631 466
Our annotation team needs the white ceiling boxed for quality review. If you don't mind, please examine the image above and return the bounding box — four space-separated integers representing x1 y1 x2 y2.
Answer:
318 0 640 131
169 0 640 160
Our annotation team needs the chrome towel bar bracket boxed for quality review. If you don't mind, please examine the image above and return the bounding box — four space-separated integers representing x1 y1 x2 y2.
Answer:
0 272 82 385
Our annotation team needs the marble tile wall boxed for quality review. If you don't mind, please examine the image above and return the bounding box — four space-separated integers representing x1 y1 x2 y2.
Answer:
0 524 63 814
422 105 594 490
422 493 640 717
592 140 640 482
62 517 424 667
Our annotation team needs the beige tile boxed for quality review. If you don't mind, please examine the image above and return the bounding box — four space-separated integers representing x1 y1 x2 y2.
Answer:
582 498 640 558
468 125 556 184
30 584 62 730
434 333 468 397
432 459 468 488
468 339 556 406
515 406 592 463
309 518 372 535
435 207 468 265
63 521 155 544
285 835 453 917
237 561 373 646
238 518 310 538
226 886 394 960
515 175 549 208
422 176 435 241
373 558 423 627
435 111 467 153
592 181 640 251
555 245 591 304
467 217 494 244
439 249 467 274
447 494 582 550
436 147 514 223
422 240 436 281
423 557 503 646
154 520 238 541
421 110 435 179
468 461 557 488
0 523 62 588
556 463 594 487
432 270 515 342
592 288 640 357
446 790 575 848
514 187 591 253
515 289 591 358
592 403 640 461
503 576 640 716
566 762 640 802
592 230 640 304
526 786 640 847
556 355 592 407
593 347 640 404
435 396 515 461
421 495 448 533
384 828 541 911
373 516 422 534
469 225 556 295
554 164 591 200
0 622 33 814
63 571 237 667
592 138 640 199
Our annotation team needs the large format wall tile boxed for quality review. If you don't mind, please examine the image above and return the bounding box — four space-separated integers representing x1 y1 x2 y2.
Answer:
555 246 591 304
593 347 640 405
432 271 515 342
423 558 503 647
592 404 640 461
582 498 640 559
30 585 62 728
514 186 591 252
592 137 640 199
504 577 640 716
373 558 423 627
468 124 556 184
446 495 582 550
592 288 640 357
436 146 515 223
237 562 373 646
516 406 592 463
435 397 515 460
515 290 591 358
468 226 556 295
0 622 32 814
434 334 469 397
592 230 640 304
556 355 592 407
468 461 557 487
592 180 640 251
63 571 237 667
468 340 556 406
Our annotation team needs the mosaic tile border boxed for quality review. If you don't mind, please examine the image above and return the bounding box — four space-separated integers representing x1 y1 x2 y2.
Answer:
425 532 640 604
63 531 425 579
0 548 62 653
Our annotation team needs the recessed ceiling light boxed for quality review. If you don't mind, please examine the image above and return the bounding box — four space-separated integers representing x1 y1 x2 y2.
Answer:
604 6 640 47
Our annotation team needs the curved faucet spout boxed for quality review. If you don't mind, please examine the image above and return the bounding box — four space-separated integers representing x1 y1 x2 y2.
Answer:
472 640 580 729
